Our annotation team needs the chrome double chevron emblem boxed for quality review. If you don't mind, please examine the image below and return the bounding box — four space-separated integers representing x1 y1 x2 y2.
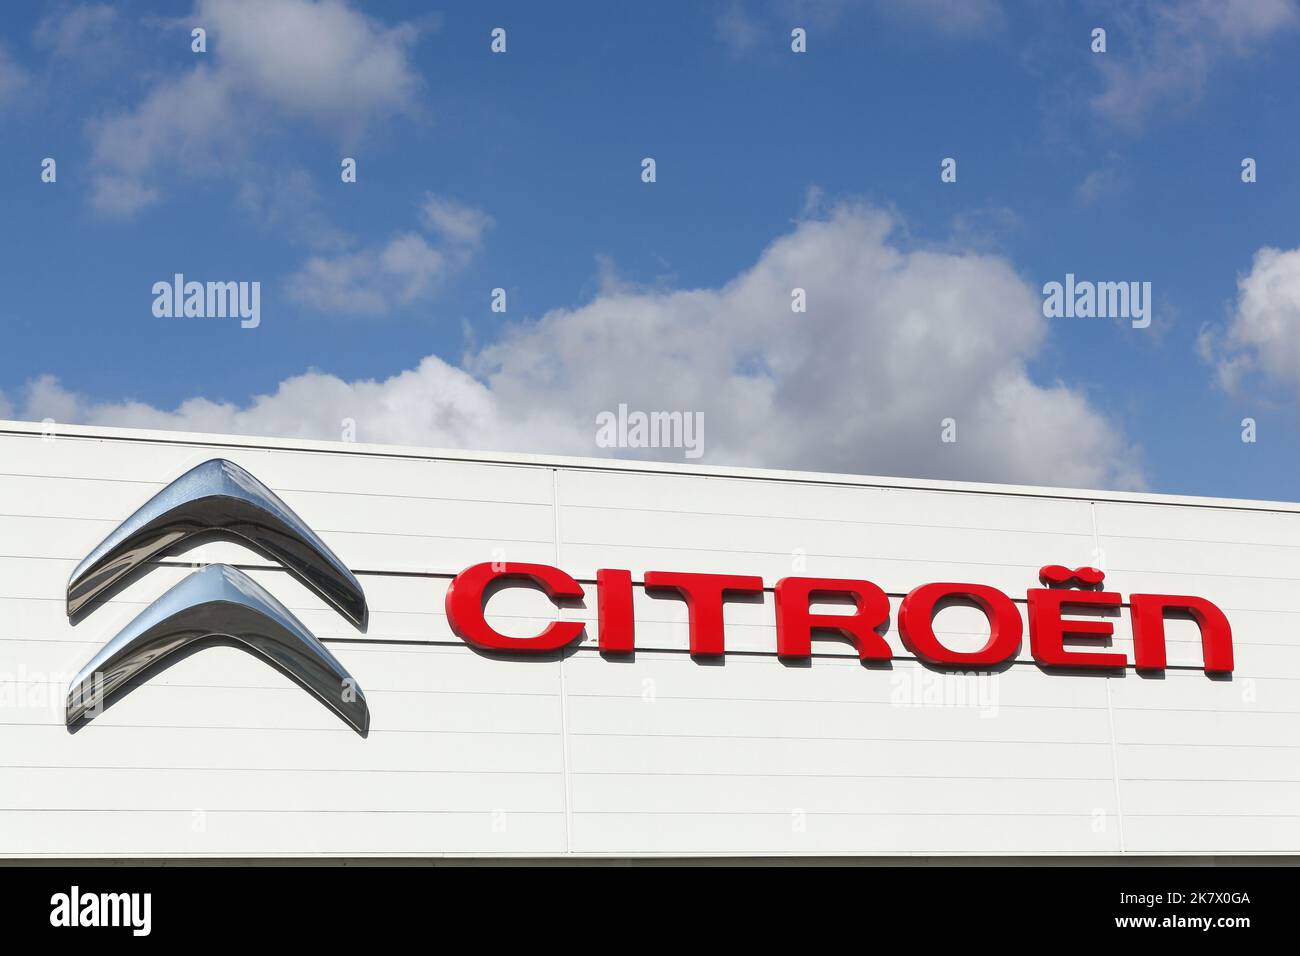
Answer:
65 459 370 734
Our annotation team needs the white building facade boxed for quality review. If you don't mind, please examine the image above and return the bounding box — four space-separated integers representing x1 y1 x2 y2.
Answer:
1 420 1296 861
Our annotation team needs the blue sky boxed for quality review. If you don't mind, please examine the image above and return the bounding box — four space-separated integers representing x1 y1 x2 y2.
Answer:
3 0 1300 500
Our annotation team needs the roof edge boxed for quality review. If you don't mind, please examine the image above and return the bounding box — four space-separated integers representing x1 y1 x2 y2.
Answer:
2 418 1296 513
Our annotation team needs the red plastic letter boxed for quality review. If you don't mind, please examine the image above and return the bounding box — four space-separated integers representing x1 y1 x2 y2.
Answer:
774 577 892 661
643 571 764 656
1027 588 1125 669
1130 593 1234 674
596 568 636 654
445 562 586 652
898 582 1022 667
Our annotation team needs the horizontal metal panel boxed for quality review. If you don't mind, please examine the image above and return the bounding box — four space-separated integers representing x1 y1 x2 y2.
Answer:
0 517 554 578
559 470 1097 531
567 811 1119 855
55 686 560 735
0 766 565 813
1112 706 1300 747
1106 671 1299 714
556 543 1066 596
570 774 1116 815
0 437 556 503
563 692 1112 744
0 640 564 696
0 809 568 857
1123 815 1300 855
1122 779 1300 816
560 651 1109 709
1116 743 1300 782
0 723 565 773
1098 534 1300 580
1094 500 1300 548
558 507 1094 579
569 733 1116 779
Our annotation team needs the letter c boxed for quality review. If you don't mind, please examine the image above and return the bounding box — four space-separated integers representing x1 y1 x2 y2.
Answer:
445 562 586 652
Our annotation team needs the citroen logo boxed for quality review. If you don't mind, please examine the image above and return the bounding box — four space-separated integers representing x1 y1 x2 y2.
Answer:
64 459 370 735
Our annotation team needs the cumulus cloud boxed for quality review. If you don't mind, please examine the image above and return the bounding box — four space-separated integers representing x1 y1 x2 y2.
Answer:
288 233 448 314
195 0 418 125
88 0 421 216
89 174 162 218
286 194 491 314
1091 0 1299 127
8 361 507 450
1204 246 1300 395
8 206 1143 490
420 195 494 248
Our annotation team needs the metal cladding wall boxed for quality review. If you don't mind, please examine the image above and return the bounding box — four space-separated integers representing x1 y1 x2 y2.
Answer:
1 420 1298 860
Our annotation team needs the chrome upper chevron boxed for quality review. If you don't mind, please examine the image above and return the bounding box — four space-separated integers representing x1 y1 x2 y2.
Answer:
66 564 369 735
66 458 367 627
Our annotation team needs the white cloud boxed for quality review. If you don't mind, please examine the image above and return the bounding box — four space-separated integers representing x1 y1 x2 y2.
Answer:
288 233 447 315
1206 246 1300 394
90 66 238 173
1091 0 1299 127
87 0 421 215
89 175 163 218
420 195 493 247
196 0 418 127
11 361 506 450
286 195 491 315
11 206 1143 490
